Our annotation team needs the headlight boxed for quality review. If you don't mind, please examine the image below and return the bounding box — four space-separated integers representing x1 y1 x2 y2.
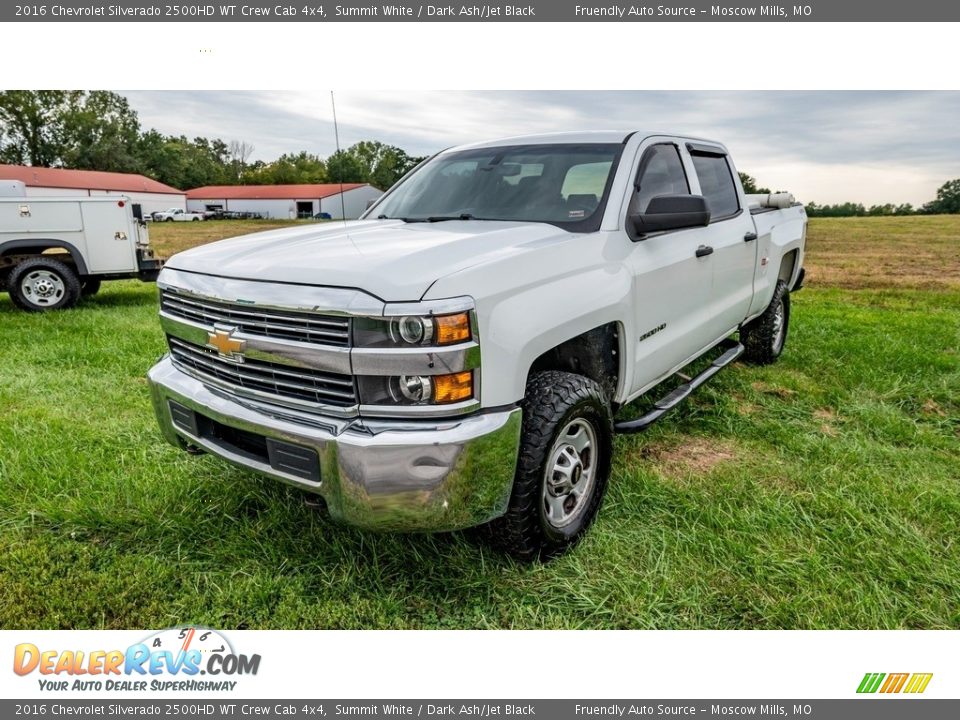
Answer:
394 316 434 345
358 371 474 407
354 312 472 348
396 374 432 403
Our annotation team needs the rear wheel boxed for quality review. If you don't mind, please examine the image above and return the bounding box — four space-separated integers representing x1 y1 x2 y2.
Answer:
741 279 791 364
482 371 613 561
8 257 81 312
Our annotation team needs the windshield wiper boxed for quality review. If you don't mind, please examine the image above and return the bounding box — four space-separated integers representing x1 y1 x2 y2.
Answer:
402 213 478 223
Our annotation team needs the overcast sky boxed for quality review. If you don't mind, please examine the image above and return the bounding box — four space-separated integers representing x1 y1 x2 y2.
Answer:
122 90 960 206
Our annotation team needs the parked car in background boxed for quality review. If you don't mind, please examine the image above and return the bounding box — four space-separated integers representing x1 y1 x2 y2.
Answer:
153 208 204 222
148 131 806 559
1 195 162 311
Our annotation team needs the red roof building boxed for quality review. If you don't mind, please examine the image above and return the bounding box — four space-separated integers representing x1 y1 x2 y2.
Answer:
0 164 183 195
186 183 383 220
0 164 186 215
186 183 366 200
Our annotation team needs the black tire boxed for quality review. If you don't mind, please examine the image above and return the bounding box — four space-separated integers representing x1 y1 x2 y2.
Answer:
192 217 200 222
8 257 81 312
165 217 173 222
482 371 613 561
80 277 102 297
741 279 791 364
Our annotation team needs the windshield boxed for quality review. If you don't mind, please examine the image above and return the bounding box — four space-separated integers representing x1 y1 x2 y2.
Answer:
370 143 623 230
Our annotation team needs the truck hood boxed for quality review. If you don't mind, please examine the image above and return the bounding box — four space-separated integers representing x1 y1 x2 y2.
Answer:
165 219 569 301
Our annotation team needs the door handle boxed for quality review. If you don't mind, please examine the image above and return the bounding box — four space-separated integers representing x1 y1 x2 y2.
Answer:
695 245 714 258
744 231 758 242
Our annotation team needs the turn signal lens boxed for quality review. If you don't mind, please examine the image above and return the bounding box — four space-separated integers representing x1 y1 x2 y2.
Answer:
433 371 474 404
435 312 471 345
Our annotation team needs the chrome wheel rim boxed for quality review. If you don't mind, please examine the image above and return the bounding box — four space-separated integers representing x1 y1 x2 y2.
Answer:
772 300 786 353
21 270 65 307
542 418 598 529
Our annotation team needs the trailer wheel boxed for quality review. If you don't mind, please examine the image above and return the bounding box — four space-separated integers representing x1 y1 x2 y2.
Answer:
741 280 791 364
8 257 81 312
481 371 613 561
80 277 102 297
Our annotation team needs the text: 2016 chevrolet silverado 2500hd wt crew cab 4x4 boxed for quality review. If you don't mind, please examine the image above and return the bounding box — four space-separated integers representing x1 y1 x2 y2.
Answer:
148 131 807 559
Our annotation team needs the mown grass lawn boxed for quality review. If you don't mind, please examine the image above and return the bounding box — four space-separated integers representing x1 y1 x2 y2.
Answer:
0 218 958 629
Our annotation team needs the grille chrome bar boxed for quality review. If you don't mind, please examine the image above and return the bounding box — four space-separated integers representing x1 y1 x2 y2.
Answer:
168 337 357 408
161 288 351 347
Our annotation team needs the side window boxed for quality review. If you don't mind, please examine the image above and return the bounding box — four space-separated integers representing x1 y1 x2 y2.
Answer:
633 144 690 213
691 153 739 219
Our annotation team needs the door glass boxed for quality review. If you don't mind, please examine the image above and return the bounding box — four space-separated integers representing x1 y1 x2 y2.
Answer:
691 153 740 218
633 144 690 212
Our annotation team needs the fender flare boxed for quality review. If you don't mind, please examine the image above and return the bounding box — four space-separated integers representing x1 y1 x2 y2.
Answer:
0 238 89 275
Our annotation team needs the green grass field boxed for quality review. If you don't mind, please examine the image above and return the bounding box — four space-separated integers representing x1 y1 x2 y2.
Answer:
1 217 958 629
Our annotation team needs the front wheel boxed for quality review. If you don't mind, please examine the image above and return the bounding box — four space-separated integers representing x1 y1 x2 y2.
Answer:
482 371 613 561
741 279 791 364
8 257 81 312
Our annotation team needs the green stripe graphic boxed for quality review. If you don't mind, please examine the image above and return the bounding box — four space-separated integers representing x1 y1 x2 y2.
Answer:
857 673 885 693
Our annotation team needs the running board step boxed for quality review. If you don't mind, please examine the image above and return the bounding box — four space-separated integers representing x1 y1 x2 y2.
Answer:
614 340 744 434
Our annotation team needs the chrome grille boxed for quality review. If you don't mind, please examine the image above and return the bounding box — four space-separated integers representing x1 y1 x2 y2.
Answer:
168 337 357 408
160 288 351 347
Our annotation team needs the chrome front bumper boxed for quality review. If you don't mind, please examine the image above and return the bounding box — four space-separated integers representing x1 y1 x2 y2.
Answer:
148 356 522 531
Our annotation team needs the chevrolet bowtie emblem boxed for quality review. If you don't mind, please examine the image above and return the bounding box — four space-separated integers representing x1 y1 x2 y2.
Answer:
207 327 245 361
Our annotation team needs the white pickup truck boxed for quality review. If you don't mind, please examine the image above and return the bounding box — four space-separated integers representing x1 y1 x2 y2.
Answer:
148 131 806 559
153 208 205 222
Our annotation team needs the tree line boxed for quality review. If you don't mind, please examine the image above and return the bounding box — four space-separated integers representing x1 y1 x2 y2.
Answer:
740 172 960 217
0 90 426 191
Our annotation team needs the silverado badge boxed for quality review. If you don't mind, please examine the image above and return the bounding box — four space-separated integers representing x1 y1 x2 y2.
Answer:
207 326 245 362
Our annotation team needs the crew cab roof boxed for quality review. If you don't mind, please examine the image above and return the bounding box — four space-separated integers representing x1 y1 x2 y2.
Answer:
445 130 723 152
448 131 637 151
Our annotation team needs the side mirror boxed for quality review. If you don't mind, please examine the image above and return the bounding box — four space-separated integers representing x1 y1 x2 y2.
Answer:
630 194 710 237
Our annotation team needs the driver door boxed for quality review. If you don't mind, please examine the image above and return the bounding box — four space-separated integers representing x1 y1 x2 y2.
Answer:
623 142 716 395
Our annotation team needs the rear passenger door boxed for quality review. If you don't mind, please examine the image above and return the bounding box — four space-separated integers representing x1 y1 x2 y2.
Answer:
624 142 716 394
686 144 758 335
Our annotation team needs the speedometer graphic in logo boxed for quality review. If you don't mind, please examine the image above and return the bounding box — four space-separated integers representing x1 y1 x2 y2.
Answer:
141 627 234 659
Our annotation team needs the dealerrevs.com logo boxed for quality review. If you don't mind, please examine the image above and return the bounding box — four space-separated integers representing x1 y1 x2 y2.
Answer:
13 627 261 692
